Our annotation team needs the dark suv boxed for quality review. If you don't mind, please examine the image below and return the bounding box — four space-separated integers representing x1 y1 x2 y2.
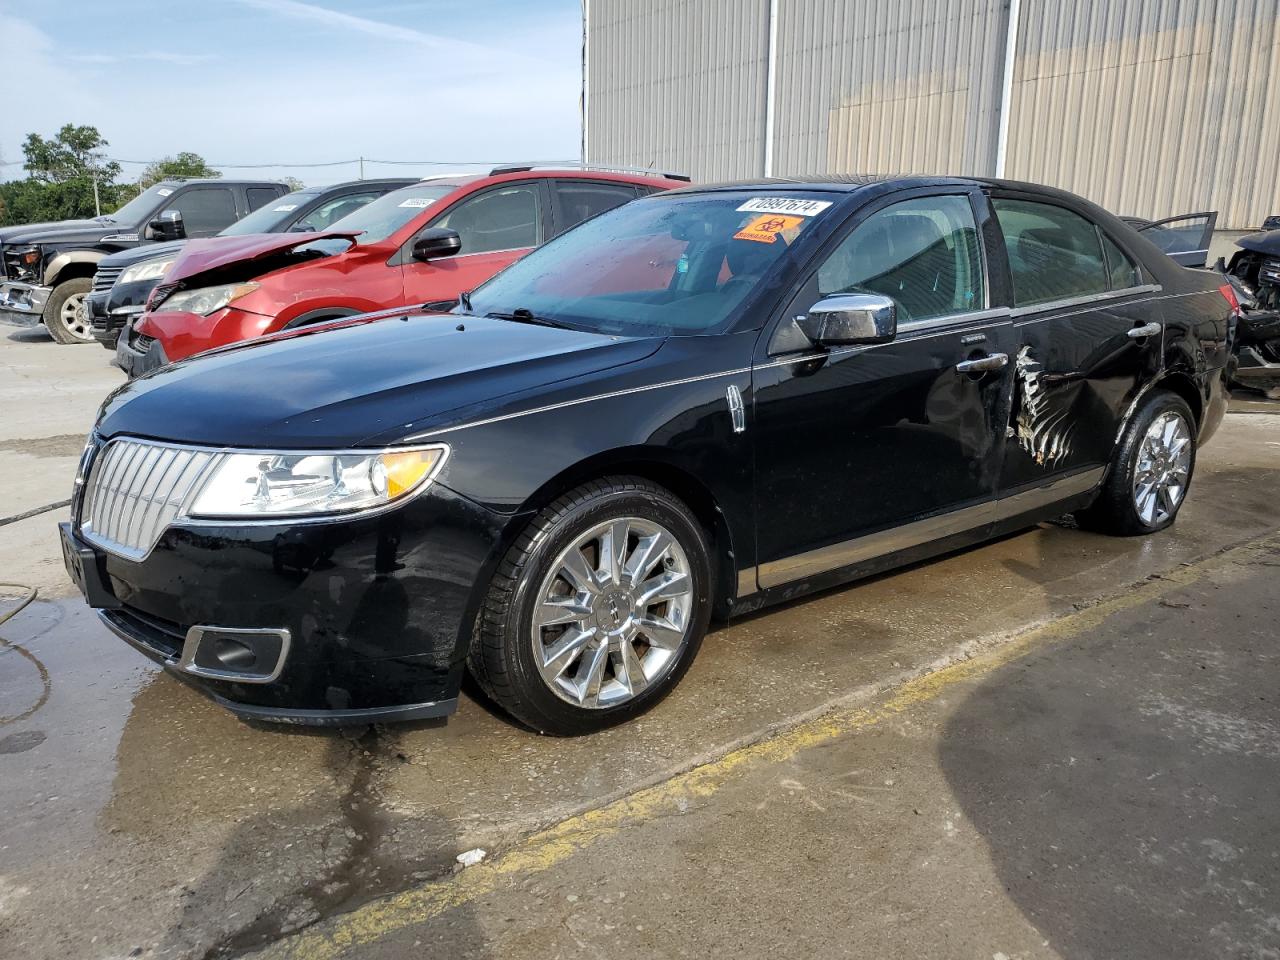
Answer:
87 179 414 350
0 178 287 344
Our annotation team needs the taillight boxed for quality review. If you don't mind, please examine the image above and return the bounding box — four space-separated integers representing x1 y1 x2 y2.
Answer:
1218 283 1240 313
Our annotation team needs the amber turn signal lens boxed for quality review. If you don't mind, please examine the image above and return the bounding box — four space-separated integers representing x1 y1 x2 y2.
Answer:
381 448 443 498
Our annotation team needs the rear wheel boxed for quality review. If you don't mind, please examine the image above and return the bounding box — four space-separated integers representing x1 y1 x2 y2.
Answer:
1078 391 1196 536
44 277 94 344
468 477 713 735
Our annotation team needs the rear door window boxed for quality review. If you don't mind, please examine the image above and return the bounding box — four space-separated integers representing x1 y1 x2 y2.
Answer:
553 181 639 235
433 184 542 255
992 199 1109 307
814 194 985 323
165 187 238 237
1099 231 1142 290
246 187 280 212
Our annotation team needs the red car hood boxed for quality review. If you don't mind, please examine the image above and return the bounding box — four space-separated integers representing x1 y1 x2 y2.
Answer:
163 230 363 283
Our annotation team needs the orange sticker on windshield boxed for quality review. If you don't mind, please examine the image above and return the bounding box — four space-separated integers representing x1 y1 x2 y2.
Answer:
734 214 805 244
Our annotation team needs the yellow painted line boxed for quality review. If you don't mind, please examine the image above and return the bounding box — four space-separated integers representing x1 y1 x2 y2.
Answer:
252 535 1269 960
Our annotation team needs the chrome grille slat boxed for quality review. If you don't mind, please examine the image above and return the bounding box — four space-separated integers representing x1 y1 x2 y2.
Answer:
91 265 124 293
105 443 145 544
79 439 222 560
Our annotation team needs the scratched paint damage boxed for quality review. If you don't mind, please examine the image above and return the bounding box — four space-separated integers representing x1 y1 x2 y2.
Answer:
1013 346 1075 467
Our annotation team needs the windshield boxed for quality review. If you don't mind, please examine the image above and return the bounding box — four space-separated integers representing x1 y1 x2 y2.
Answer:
327 182 455 245
219 191 319 236
106 183 178 225
466 192 832 335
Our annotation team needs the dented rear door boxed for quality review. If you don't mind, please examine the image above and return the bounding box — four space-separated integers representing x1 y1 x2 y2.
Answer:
989 193 1163 498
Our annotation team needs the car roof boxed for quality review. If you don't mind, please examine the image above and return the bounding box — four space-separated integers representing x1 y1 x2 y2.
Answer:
402 169 685 192
305 178 418 194
154 178 286 188
663 174 1105 209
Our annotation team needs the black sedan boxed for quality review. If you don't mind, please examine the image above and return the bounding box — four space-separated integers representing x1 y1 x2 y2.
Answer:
61 175 1234 734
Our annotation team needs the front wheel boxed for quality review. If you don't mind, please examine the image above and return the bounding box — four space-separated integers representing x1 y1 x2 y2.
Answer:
468 477 713 735
1078 390 1197 536
44 277 94 344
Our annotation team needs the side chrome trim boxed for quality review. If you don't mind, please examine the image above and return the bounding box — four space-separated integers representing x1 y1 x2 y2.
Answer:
736 567 758 598
994 466 1104 521
758 467 1106 589
406 366 753 440
1009 284 1161 319
758 499 996 589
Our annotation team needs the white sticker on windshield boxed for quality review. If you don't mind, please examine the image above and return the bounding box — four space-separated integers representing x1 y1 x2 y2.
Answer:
737 197 832 217
157 188 173 197
398 197 433 208
272 203 299 212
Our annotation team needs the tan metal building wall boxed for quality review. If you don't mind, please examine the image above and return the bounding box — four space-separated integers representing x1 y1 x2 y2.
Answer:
1006 0 1280 228
770 0 1009 178
586 0 1280 228
585 0 771 182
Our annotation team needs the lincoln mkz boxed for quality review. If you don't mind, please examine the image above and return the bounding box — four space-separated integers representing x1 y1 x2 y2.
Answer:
61 175 1235 734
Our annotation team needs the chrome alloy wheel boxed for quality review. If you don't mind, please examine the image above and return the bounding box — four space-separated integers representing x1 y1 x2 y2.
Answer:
531 516 693 709
1133 410 1192 526
61 292 93 341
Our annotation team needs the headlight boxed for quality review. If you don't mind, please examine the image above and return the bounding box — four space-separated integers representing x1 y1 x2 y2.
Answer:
119 258 174 285
188 445 448 518
160 282 260 316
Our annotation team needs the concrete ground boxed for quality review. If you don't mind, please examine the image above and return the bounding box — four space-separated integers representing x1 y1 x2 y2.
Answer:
1 325 1279 960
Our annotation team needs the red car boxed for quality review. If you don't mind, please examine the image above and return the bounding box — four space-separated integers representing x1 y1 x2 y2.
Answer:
118 167 685 376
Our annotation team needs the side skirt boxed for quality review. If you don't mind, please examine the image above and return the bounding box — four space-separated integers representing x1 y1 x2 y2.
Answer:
733 467 1103 616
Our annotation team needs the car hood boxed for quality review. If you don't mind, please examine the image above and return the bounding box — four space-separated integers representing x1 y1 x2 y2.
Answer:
96 312 663 448
99 240 187 269
163 230 361 283
0 219 116 245
1237 229 1280 257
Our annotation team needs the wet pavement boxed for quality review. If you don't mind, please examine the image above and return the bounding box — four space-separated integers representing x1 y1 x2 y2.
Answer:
2 328 1279 958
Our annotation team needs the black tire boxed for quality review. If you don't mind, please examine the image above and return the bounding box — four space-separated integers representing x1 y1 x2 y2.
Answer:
468 477 713 735
44 277 94 344
1077 390 1197 536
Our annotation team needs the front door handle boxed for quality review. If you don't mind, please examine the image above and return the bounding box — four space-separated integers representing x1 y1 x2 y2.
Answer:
1127 322 1162 339
955 352 1009 374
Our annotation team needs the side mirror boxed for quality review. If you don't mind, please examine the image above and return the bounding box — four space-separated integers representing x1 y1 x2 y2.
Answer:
411 228 462 262
148 210 185 241
797 293 896 346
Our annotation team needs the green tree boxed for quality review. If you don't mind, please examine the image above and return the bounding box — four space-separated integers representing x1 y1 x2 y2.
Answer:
282 176 306 191
138 151 221 188
0 123 140 225
22 123 121 184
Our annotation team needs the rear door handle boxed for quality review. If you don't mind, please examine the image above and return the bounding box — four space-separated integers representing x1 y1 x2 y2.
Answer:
955 352 1009 374
1127 322 1162 339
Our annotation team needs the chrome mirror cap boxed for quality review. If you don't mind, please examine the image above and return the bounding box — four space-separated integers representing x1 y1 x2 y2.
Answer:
798 293 897 346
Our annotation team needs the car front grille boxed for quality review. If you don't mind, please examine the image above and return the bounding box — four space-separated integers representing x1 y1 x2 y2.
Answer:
1261 258 1280 286
92 264 125 293
80 438 222 559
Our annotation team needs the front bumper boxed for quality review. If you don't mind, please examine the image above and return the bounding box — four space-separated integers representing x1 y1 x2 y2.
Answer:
0 280 51 324
115 317 169 377
61 480 511 725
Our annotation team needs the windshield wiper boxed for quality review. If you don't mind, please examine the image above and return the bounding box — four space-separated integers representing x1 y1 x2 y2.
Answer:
485 307 567 329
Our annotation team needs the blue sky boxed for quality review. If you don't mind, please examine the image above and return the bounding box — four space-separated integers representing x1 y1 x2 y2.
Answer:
0 0 584 187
